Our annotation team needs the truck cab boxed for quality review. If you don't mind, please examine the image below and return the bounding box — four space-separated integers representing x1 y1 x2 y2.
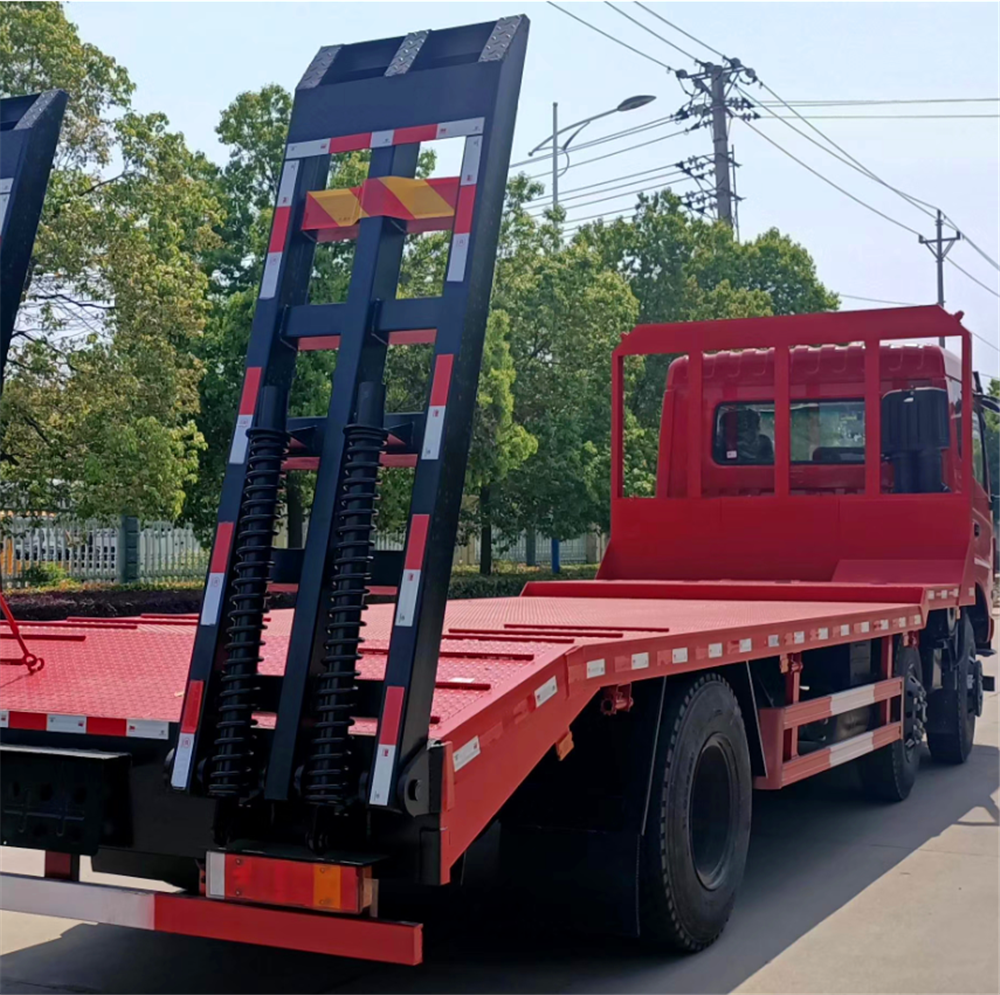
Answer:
602 306 995 651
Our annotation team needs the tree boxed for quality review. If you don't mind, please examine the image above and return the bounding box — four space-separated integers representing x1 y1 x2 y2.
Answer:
0 2 219 522
985 378 999 519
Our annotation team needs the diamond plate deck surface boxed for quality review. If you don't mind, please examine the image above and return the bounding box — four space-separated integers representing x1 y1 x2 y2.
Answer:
1 594 919 739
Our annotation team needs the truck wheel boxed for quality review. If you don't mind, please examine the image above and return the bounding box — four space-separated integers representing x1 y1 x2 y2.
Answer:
640 673 752 952
858 644 924 802
926 613 976 764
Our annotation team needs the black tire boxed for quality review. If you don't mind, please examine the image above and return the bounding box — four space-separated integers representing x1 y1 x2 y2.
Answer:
640 673 752 953
926 613 976 764
858 643 924 802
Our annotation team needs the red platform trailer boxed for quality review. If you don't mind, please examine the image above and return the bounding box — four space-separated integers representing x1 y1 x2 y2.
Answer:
1 16 996 965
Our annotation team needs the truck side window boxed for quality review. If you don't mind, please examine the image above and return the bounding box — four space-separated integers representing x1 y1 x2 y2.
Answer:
713 400 865 465
972 406 986 488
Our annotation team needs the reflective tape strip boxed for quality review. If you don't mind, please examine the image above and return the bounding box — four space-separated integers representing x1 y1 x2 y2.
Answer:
0 874 156 930
586 658 606 679
840 624 851 636
927 590 935 600
827 684 877 712
827 730 876 768
818 628 829 640
286 138 331 159
369 744 397 805
631 652 649 670
328 133 371 154
260 251 282 299
446 233 470 282
126 719 170 740
0 710 8 728
739 638 752 652
460 136 483 185
392 123 438 144
200 573 226 625
534 676 558 707
428 354 454 406
768 635 780 648
793 631 805 644
436 118 484 139
0 177 11 228
370 129 395 148
708 643 723 658
422 406 445 460
453 185 475 235
857 621 870 634
229 415 252 464
47 714 87 734
0 178 11 194
170 732 196 789
206 852 226 898
878 619 889 631
395 569 420 627
453 736 481 771
897 617 907 628
268 206 291 252
277 159 299 207
672 647 688 664
912 614 922 626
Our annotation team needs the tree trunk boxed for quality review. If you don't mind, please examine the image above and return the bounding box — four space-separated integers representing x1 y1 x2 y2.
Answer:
479 484 492 576
525 530 536 567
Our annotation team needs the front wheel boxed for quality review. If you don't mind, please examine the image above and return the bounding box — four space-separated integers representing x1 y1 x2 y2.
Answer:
640 673 752 952
926 613 977 765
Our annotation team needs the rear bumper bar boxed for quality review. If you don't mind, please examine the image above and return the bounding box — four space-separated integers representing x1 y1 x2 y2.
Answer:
0 873 422 965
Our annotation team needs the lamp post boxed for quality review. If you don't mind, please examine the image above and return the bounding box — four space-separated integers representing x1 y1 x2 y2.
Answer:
528 94 655 572
529 94 656 211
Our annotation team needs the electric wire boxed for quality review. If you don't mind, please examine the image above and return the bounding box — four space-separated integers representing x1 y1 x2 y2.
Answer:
633 1 728 59
739 117 922 236
603 2 701 64
527 167 689 208
759 97 999 107
946 257 1000 299
546 2 675 72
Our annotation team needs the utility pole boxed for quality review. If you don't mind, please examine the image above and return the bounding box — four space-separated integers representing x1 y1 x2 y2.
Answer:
678 60 755 227
708 66 733 225
919 209 961 346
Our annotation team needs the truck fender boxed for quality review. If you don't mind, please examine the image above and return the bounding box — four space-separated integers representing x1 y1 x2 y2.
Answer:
721 661 768 779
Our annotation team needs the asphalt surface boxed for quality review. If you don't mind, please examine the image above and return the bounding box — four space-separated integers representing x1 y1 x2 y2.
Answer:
2 649 997 995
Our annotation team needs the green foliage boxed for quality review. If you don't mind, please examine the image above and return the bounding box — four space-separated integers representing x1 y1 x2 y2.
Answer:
0 2 218 521
985 378 999 510
18 561 68 588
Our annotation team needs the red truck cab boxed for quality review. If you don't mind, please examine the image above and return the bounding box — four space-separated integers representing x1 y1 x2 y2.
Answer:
602 306 995 650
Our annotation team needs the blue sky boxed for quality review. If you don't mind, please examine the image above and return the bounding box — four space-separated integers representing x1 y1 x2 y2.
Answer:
66 1 999 376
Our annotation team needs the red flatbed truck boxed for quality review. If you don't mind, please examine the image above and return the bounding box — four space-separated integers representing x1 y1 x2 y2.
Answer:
1 16 996 966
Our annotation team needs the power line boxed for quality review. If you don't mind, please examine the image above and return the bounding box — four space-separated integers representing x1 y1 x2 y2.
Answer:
840 293 923 306
633 1 728 59
514 126 696 179
946 257 1000 299
759 97 1000 107
940 213 1000 272
546 2 675 72
527 174 692 215
756 113 1000 120
527 166 689 207
603 2 700 64
739 117 922 236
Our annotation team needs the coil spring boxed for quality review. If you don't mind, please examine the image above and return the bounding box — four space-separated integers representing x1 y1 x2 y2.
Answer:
208 426 288 799
302 421 387 808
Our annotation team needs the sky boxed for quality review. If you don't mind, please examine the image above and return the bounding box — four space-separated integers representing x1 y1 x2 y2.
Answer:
65 1 1000 377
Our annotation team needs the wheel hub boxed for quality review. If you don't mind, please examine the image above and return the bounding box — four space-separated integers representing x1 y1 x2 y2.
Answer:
903 671 927 751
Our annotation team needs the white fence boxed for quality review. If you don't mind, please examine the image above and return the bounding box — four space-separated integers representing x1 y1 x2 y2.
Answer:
1 515 207 588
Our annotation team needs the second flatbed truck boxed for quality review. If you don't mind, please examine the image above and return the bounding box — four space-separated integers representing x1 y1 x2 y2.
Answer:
1 14 996 964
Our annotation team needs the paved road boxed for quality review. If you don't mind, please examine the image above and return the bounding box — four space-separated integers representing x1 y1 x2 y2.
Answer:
2 651 997 995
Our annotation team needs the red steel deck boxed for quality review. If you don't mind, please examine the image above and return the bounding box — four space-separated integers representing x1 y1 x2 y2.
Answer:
2 587 940 873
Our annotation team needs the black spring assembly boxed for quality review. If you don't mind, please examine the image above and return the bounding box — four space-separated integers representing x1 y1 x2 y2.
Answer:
208 399 288 799
303 382 387 809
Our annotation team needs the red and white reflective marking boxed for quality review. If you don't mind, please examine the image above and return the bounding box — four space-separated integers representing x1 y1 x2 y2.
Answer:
533 676 558 707
395 515 429 627
170 679 205 790
370 685 405 806
672 647 688 664
229 366 262 463
421 354 454 460
0 177 12 230
200 522 235 626
285 118 483 160
258 161 299 300
586 658 606 678
631 652 649 670
0 711 169 739
0 872 422 965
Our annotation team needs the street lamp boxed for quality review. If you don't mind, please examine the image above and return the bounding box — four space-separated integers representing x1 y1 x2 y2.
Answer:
528 94 656 209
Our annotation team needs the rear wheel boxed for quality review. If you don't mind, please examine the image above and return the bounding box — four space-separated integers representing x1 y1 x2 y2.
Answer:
640 673 752 952
858 643 925 802
926 613 977 764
